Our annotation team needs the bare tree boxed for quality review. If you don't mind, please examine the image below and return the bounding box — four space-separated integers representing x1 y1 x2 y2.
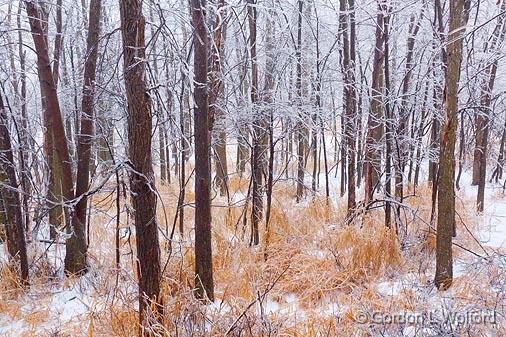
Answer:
295 0 305 202
119 0 162 329
339 0 356 214
192 0 215 301
0 91 29 285
395 11 422 204
364 1 385 204
474 0 506 211
435 0 467 291
65 0 102 275
248 0 263 245
210 0 228 197
24 0 75 247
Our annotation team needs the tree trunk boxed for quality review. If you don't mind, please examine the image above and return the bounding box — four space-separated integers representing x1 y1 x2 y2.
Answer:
236 47 249 176
0 91 29 285
383 4 392 228
435 0 466 291
475 1 506 209
264 0 276 251
52 0 63 87
339 0 357 214
491 115 506 183
148 7 167 185
191 0 215 301
25 1 75 236
65 0 102 275
414 81 430 189
7 4 31 233
477 61 499 212
210 0 228 197
364 4 385 204
295 0 305 202
395 12 422 202
248 0 264 245
119 0 162 330
51 0 65 234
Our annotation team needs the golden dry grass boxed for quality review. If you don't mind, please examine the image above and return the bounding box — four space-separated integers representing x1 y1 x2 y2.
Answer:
0 167 503 336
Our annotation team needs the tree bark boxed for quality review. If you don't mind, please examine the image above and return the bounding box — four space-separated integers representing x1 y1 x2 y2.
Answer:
191 0 215 301
209 0 228 197
148 7 168 185
295 0 305 202
491 115 506 183
25 1 74 236
474 1 506 209
364 3 385 204
383 4 392 228
339 0 357 215
435 0 466 291
476 61 499 212
248 0 263 245
65 0 102 275
0 91 29 285
264 0 276 252
119 0 162 330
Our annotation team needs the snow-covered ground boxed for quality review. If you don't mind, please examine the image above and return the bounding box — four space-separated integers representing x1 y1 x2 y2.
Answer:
1 168 506 336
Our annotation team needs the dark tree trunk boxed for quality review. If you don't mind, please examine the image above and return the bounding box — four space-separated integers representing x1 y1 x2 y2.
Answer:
364 4 385 204
51 0 65 234
119 0 162 330
477 61 499 212
248 0 263 245
491 116 506 183
264 1 276 252
191 0 214 301
339 0 357 215
25 1 74 236
65 0 102 275
295 0 305 202
383 4 392 228
209 0 228 197
0 91 29 285
475 1 506 209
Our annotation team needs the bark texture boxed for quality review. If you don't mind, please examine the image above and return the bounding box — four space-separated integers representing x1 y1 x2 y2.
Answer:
435 0 466 291
25 1 74 236
65 0 102 275
0 91 29 284
364 4 385 203
119 0 162 330
192 0 215 301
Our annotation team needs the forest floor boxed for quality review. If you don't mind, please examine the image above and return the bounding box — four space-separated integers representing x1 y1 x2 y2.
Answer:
0 166 505 336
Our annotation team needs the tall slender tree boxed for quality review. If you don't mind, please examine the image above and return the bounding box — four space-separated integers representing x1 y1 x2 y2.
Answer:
24 0 74 241
474 0 506 211
248 0 263 245
0 91 29 285
364 2 385 203
395 11 422 204
295 0 305 202
210 0 229 197
119 0 162 330
65 0 102 275
192 0 215 301
435 0 467 291
339 0 356 215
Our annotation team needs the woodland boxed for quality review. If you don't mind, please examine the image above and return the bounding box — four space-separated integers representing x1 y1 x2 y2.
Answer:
1 0 506 336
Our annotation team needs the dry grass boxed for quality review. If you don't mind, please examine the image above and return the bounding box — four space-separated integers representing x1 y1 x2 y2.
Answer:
0 168 503 336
